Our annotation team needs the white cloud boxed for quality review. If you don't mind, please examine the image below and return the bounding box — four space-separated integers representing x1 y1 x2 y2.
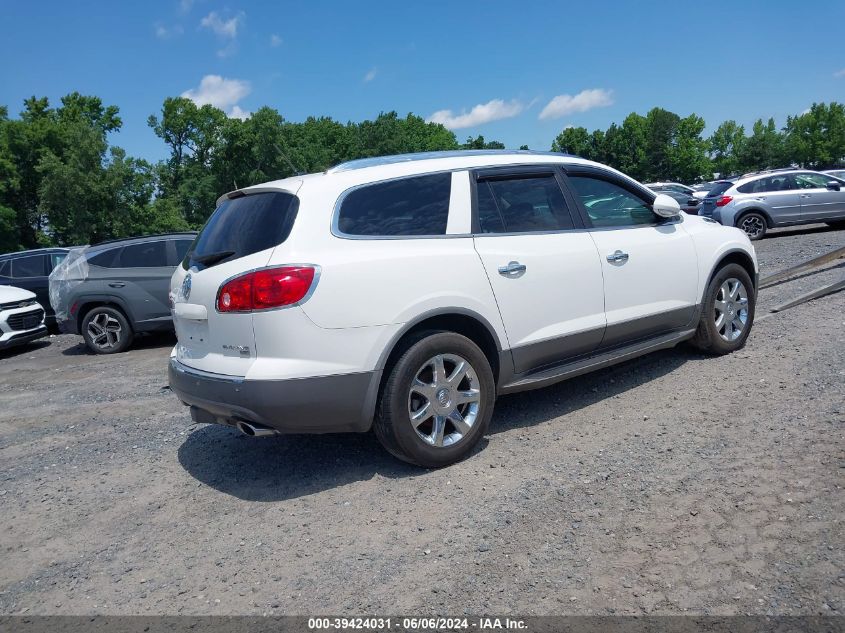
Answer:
216 41 238 58
154 22 183 39
200 11 243 39
181 75 251 114
834 68 845 78
538 88 614 120
270 34 282 47
427 99 524 130
363 68 377 82
179 0 195 14
228 105 251 120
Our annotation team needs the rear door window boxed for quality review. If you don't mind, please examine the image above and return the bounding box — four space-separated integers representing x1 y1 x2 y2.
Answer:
336 173 451 237
118 241 169 268
11 254 47 278
188 192 299 270
88 248 120 268
0 260 9 277
477 175 575 233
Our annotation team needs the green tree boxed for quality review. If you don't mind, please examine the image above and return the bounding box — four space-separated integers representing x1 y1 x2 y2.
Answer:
551 126 593 158
669 114 710 182
737 118 784 173
783 102 845 169
462 135 505 150
709 120 746 177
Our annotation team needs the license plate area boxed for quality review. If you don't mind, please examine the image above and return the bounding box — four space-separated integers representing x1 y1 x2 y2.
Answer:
22 315 40 329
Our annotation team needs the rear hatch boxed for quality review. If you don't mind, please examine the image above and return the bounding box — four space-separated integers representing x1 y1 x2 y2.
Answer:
698 181 733 217
171 188 300 376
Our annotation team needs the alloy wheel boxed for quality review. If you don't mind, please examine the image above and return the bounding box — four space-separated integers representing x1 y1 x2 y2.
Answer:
739 215 765 239
407 353 481 448
714 278 749 342
86 312 123 350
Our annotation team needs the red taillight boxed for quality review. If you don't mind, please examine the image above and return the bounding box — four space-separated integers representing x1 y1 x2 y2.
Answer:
715 195 733 207
216 266 317 312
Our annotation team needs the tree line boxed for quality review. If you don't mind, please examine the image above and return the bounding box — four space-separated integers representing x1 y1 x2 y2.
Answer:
551 103 845 183
1 93 843 252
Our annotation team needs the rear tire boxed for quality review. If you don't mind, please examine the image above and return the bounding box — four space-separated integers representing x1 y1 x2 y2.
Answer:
374 331 495 468
690 263 755 355
737 212 767 240
81 306 134 354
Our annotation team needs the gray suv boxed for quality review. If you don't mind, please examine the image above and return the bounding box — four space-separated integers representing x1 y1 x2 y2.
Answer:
699 170 845 239
50 233 196 353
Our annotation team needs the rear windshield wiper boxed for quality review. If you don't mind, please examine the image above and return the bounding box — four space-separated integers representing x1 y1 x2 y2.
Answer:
192 250 235 267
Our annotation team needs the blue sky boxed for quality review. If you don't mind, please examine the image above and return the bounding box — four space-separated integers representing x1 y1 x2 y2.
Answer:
2 0 844 163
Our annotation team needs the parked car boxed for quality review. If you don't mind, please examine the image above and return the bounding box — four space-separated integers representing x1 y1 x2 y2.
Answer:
648 187 701 214
0 247 69 329
823 169 845 180
698 170 845 240
50 233 196 354
0 285 48 350
168 150 758 467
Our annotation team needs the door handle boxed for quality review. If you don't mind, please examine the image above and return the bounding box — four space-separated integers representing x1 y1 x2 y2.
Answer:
799 194 812 198
606 250 629 263
498 261 527 276
108 282 126 288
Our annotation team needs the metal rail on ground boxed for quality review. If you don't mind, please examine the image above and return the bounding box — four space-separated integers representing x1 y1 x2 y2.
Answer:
758 244 845 313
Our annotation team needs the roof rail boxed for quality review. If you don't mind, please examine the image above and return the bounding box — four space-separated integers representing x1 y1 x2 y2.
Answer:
327 150 576 173
740 167 799 178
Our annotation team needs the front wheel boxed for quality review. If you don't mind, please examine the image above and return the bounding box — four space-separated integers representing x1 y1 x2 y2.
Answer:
374 331 495 468
81 306 134 354
737 212 767 240
690 263 755 355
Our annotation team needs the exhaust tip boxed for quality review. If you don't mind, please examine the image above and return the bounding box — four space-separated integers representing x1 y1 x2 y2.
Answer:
236 421 256 436
236 420 278 437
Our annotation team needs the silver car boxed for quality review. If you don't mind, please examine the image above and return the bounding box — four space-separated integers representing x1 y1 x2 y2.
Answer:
698 170 845 239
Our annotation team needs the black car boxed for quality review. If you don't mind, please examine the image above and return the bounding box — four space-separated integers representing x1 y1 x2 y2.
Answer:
649 188 701 214
0 247 70 328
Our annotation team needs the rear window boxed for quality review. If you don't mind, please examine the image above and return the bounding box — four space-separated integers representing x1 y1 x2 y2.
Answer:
336 173 451 237
186 192 299 270
705 182 733 197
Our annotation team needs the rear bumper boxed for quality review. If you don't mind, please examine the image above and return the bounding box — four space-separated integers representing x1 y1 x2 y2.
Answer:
168 358 380 434
0 325 48 349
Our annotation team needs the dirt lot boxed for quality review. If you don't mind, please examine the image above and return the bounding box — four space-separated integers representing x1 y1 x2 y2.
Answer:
1 225 843 616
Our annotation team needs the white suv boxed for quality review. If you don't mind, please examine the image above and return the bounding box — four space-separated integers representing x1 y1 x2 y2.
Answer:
168 150 758 467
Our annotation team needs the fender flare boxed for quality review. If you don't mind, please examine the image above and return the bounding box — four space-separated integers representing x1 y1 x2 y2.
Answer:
74 294 136 329
374 306 506 373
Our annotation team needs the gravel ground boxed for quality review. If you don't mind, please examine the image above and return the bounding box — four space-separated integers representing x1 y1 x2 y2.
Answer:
0 224 843 616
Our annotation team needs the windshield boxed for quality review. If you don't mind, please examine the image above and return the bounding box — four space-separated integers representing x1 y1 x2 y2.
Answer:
185 192 299 271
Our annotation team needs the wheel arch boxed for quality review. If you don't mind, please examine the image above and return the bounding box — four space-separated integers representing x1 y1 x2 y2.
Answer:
375 309 506 385
705 249 758 297
734 207 773 228
75 296 135 333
